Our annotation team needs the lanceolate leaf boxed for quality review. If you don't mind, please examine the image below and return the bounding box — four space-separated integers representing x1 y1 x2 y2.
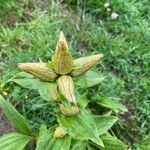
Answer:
0 132 32 150
97 98 128 113
36 125 71 150
38 83 58 102
94 116 118 135
57 108 104 147
10 72 58 102
46 134 71 150
10 72 42 90
36 125 53 150
75 71 105 88
0 95 33 135
100 135 127 150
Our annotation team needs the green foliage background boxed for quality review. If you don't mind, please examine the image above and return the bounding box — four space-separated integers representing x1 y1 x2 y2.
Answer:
0 0 150 149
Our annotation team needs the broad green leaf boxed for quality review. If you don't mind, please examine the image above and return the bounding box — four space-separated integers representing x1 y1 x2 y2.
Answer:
100 135 127 150
75 71 104 88
46 134 71 150
36 125 53 150
0 95 33 135
36 125 71 150
38 83 58 102
10 72 58 102
10 72 43 90
94 116 118 135
71 140 87 150
0 132 32 150
97 98 128 113
57 108 104 147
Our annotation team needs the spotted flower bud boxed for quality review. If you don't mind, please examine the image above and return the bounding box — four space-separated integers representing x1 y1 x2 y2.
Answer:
54 126 66 138
59 104 80 116
53 31 73 75
18 63 57 81
70 54 103 77
57 75 76 105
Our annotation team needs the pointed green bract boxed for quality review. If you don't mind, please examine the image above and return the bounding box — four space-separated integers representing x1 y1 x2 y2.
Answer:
70 54 103 77
18 63 57 81
53 31 73 75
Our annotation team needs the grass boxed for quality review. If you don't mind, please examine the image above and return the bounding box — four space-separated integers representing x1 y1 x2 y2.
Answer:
0 0 150 149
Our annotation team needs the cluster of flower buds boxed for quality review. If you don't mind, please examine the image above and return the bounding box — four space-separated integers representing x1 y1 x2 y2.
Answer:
18 31 103 116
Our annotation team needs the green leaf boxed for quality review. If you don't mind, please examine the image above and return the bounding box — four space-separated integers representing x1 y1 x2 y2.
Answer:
0 132 32 150
0 95 33 135
36 125 53 150
36 125 71 150
57 108 104 147
10 72 58 102
38 82 57 102
94 116 118 135
46 134 71 150
100 135 127 150
75 71 104 88
10 72 43 90
77 92 89 107
97 98 128 113
71 140 87 150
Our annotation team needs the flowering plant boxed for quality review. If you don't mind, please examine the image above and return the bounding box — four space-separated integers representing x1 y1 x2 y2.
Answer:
0 32 127 150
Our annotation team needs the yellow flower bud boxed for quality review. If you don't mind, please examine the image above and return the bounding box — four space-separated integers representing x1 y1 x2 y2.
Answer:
54 126 66 138
57 75 76 105
53 31 73 75
18 63 58 81
59 104 80 116
49 84 59 101
70 54 103 77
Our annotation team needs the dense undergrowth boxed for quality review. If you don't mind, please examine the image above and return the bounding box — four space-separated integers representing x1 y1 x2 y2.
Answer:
0 0 150 149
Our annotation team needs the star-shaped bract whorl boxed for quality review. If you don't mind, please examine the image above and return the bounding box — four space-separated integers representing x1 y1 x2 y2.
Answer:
18 31 103 106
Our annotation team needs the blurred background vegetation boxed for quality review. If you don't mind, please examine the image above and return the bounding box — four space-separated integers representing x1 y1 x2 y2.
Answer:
0 0 150 149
